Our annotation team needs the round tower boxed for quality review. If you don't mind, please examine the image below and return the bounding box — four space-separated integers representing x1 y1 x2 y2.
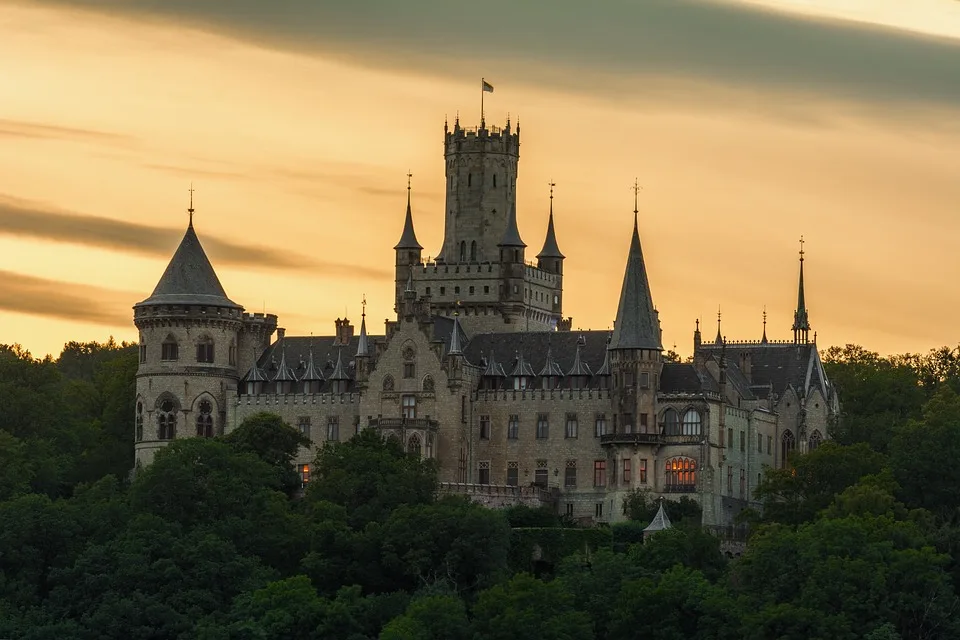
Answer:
439 117 520 263
132 209 244 469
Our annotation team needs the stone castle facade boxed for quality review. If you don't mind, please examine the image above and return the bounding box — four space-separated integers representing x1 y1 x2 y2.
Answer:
133 114 839 527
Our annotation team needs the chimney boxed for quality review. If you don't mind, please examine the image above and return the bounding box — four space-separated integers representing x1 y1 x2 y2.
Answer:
740 352 752 383
335 318 355 345
276 327 286 341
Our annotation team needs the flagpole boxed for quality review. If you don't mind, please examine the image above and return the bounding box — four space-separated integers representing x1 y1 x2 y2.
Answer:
481 77 485 129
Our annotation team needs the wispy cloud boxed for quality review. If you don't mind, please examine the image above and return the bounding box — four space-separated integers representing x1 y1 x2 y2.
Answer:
0 195 391 279
0 118 133 144
30 0 960 114
0 269 132 326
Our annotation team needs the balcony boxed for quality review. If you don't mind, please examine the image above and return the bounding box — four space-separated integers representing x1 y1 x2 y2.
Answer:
600 432 663 446
368 417 439 432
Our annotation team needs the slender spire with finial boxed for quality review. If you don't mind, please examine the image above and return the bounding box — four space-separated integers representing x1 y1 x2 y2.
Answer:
537 180 564 260
187 183 195 227
633 178 640 216
356 294 369 358
792 236 811 344
449 300 464 355
715 306 723 345
394 172 423 250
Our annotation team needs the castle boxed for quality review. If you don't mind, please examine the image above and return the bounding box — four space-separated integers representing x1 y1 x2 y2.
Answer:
133 114 838 526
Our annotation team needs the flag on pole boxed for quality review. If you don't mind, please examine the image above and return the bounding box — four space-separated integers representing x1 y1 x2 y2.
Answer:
482 80 494 93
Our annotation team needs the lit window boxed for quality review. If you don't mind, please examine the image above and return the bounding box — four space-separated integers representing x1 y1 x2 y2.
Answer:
665 457 697 491
300 463 311 487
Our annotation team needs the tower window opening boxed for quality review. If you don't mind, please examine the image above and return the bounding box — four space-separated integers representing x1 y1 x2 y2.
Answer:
161 336 179 361
493 174 497 187
196 337 214 363
157 398 178 440
470 240 476 261
468 173 472 187
195 399 214 437
460 241 466 262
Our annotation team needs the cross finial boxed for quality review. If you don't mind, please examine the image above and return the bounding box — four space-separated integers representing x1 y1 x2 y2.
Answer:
407 171 412 192
187 183 195 225
763 305 767 326
361 294 366 317
632 178 641 215
799 235 805 261
548 180 555 201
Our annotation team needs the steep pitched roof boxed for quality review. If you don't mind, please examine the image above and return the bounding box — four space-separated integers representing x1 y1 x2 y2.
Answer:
644 502 673 533
356 314 370 357
465 331 611 382
536 200 564 259
697 342 830 400
136 221 239 309
394 187 423 250
498 200 526 248
609 215 661 350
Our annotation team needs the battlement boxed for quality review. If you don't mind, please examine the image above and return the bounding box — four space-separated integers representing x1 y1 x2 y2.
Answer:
698 339 803 347
236 391 361 406
445 121 519 155
134 303 244 323
411 261 560 287
242 312 279 326
473 388 611 403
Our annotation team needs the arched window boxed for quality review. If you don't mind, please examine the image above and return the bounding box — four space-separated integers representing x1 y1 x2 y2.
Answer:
809 430 823 451
662 409 680 435
157 398 178 440
781 430 796 468
422 375 435 393
470 240 477 261
135 402 143 441
493 174 497 188
682 409 702 436
665 457 697 490
196 336 214 363
468 173 472 187
195 399 214 437
382 375 395 392
161 335 179 361
460 241 466 262
426 433 434 458
408 433 422 457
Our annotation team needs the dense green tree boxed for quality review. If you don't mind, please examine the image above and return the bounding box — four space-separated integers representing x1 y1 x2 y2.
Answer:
307 428 437 526
556 548 644 636
222 412 311 494
628 526 728 582
622 489 701 526
471 573 594 640
379 594 472 640
755 441 887 525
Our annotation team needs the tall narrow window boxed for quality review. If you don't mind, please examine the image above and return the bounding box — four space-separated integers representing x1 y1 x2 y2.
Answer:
460 241 466 262
161 336 179 361
781 430 796 468
135 402 143 441
564 460 577 488
195 399 214 437
478 461 490 485
139 340 147 363
739 469 746 500
506 461 519 486
298 417 311 440
493 174 497 187
639 459 648 484
157 399 177 440
622 459 631 484
662 409 680 435
727 466 733 495
468 173 472 187
300 463 311 487
408 433 422 457
536 414 549 439
196 337 214 363
595 414 607 437
682 410 702 436
470 240 477 261
402 395 417 419
534 460 548 487
479 415 491 440
507 414 519 439
326 416 339 441
809 430 823 451
565 413 578 439
757 432 763 452
740 430 745 452
593 460 606 487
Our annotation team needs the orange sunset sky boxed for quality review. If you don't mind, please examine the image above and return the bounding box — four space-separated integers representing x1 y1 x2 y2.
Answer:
1 0 959 358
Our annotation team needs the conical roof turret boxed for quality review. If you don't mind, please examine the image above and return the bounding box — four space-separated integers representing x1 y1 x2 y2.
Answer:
539 346 564 377
498 199 526 248
394 178 423 251
510 351 535 377
448 314 465 355
301 346 325 382
356 312 370 358
792 238 811 343
272 346 298 383
136 215 239 309
483 351 506 377
329 348 351 381
609 212 662 351
536 190 564 259
566 337 593 376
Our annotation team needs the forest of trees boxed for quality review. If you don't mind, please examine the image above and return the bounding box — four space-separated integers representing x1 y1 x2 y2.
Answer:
1 340 960 638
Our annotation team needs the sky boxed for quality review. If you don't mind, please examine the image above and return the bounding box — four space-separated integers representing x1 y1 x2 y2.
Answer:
1 0 959 359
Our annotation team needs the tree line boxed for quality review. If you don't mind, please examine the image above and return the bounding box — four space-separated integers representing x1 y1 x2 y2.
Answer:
0 340 959 638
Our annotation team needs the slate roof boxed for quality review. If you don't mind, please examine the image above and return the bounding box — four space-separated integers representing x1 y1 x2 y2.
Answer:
698 342 828 399
136 222 240 309
464 331 612 382
609 215 661 350
498 200 526 248
394 190 423 250
536 205 564 259
245 334 382 391
659 363 719 395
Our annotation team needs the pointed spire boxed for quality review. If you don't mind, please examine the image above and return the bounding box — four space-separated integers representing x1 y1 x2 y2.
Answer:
596 334 612 376
792 236 811 344
761 306 768 344
539 345 565 377
609 186 661 351
643 500 673 534
448 314 465 356
356 296 370 358
498 198 526 248
510 351 535 378
272 344 298 383
329 348 351 381
484 350 506 377
715 306 723 345
243 346 267 383
536 181 564 259
566 336 593 377
301 345 325 383
405 268 415 294
187 183 195 227
137 204 239 309
394 172 423 250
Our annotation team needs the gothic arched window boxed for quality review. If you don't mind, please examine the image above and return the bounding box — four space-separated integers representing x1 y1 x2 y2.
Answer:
161 335 179 361
682 409 702 436
470 240 477 261
809 430 823 451
460 241 466 262
195 399 214 438
382 375 395 392
135 402 144 441
408 433 422 457
781 430 796 468
157 398 178 440
196 336 214 363
665 457 697 490
426 433 434 459
662 408 680 436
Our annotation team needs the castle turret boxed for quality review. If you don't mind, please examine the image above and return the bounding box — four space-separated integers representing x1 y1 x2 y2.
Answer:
355 304 371 386
536 183 565 275
395 176 423 313
133 201 245 469
439 117 519 263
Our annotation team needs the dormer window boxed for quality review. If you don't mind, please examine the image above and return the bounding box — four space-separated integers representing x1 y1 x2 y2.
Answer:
196 337 214 363
161 336 179 361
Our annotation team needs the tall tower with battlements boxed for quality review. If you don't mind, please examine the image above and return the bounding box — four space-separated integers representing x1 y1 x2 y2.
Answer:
439 118 520 264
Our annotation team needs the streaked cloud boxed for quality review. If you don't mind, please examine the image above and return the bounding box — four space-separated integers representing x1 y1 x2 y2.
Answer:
29 0 960 115
0 118 133 144
0 196 390 279
0 269 131 326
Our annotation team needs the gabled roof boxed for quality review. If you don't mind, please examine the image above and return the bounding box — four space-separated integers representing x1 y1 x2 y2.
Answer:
659 363 719 395
136 221 240 309
697 342 830 400
609 214 661 351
